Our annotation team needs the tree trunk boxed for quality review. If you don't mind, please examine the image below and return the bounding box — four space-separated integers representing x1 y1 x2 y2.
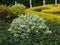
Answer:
43 0 45 6
30 0 32 8
55 0 57 5
15 1 17 5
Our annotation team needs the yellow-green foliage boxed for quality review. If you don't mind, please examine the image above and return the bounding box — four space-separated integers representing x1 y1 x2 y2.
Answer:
25 4 60 23
9 4 26 16
0 5 9 12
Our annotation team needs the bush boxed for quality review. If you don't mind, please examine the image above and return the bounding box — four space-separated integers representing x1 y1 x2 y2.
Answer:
0 4 26 20
0 19 11 45
9 4 26 16
8 14 53 45
0 5 9 19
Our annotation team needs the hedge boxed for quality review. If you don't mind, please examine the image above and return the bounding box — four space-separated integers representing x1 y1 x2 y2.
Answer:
25 4 60 23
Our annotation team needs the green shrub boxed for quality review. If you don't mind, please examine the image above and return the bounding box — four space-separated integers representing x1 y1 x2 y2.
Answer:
0 4 26 21
8 14 52 45
9 4 26 16
0 19 11 45
0 5 9 19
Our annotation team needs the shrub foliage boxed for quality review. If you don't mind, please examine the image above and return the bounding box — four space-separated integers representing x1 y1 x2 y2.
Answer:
25 4 60 23
9 4 26 16
0 5 9 19
8 14 53 45
0 4 26 20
